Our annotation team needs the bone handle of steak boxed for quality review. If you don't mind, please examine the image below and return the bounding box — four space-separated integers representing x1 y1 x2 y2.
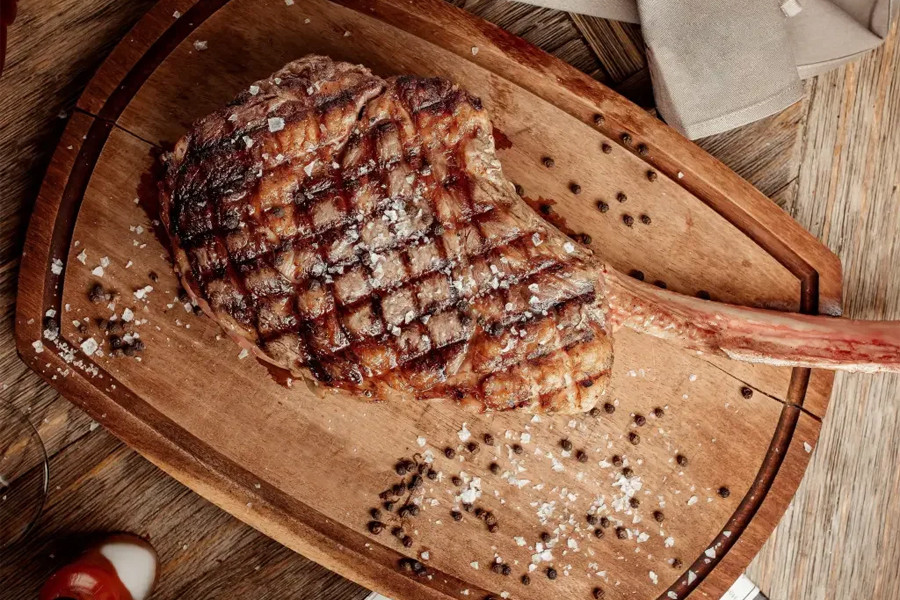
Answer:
604 268 900 373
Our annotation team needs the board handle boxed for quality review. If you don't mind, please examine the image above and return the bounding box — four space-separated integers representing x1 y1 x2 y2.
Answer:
605 268 900 373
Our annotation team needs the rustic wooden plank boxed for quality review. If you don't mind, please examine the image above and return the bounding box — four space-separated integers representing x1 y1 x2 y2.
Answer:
0 427 371 600
745 21 900 600
570 14 645 83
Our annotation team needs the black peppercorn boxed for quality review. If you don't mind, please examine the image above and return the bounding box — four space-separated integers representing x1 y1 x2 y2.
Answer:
546 567 557 580
452 475 463 486
560 439 573 452
718 486 731 498
488 523 499 533
540 532 552 543
597 200 609 213
676 454 688 467
474 507 485 518
594 527 604 539
426 469 437 480
602 143 613 154
593 587 606 599
483 433 495 446
653 510 665 522
501 564 511 576
579 233 593 245
391 526 404 538
514 183 524 196
587 514 598 526
741 386 753 399
647 170 658 182
622 466 634 477
402 536 413 548
489 462 501 475
599 516 610 528
593 113 605 125
466 441 480 454
615 527 627 539
451 510 462 521
604 402 616 413
628 269 644 281
539 203 552 215
621 133 632 145
395 461 410 475
463 502 473 512
408 474 422 490
623 214 635 227
542 156 555 168
612 455 623 467
491 561 503 574
368 521 385 534
637 144 648 156
629 497 640 508
672 558 683 569
697 290 711 300
512 444 524 455
444 447 456 459
521 574 531 585
569 183 582 194
616 191 627 202
589 407 601 417
398 505 412 518
580 378 594 388
383 500 395 512
654 280 667 289
634 414 646 426
640 214 652 225
370 508 382 520
653 407 665 418
392 482 406 495
628 432 640 445
576 450 588 463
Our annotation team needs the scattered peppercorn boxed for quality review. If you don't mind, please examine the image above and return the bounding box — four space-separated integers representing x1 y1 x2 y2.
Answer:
488 523 499 533
463 502 473 512
426 469 437 480
629 497 640 508
672 558 683 569
647 170 658 182
640 214 652 225
474 507 485 518
594 527 605 539
451 475 463 486
540 532 552 543
391 526 404 538
501 564 511 576
489 462 501 475
637 144 648 156
593 587 606 599
741 386 753 399
634 414 646 426
579 233 593 245
521 574 531 585
88 283 107 304
398 505 412 518
601 143 612 154
402 536 413 548
718 486 731 498
587 514 598 526
622 214 634 227
542 156 555 168
483 433 495 446
514 183 524 196
653 510 665 522
628 432 640 445
622 466 634 477
392 482 406 495
451 510 462 521
653 407 665 418
399 558 415 572
368 521 385 534
444 447 456 459
109 335 123 350
383 501 395 511
612 455 623 467
697 290 711 300
370 508 382 520
615 527 627 539
466 441 479 454
621 133 632 145
560 439 573 452
539 203 552 215
395 461 410 475
628 269 644 281
491 561 504 574
596 200 609 213
654 280 667 289
546 567 558 580
599 516 610 528
593 113 605 125
576 450 589 463
616 192 627 203
570 182 582 194
580 378 594 388
676 454 688 467
512 444 524 455
604 402 616 413
408 474 422 490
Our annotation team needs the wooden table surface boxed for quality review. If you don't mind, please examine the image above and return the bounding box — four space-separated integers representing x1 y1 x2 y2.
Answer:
0 1 897 598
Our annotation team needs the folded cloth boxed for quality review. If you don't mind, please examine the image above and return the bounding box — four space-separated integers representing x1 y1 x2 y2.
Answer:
516 0 898 138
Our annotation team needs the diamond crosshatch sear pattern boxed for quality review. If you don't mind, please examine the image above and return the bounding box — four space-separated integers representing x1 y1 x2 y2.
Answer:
160 56 613 413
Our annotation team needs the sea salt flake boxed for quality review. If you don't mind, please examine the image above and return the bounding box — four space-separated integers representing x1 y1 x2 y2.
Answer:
520 432 531 444
285 0 294 4
470 562 479 570
563 242 575 253
514 536 526 546
243 135 254 149
458 422 471 442
649 571 658 584
193 40 208 51
664 536 674 548
704 547 716 558
687 571 696 585
420 551 430 560
100 256 110 267
32 340 44 353
172 10 181 17
417 436 427 447
80 338 99 356
122 308 134 322
76 250 87 264
687 496 698 506
249 85 260 95
268 117 285 132
668 592 679 599
238 349 249 360
51 259 64 275
91 266 104 277
471 46 479 55
304 160 317 176
803 441 812 453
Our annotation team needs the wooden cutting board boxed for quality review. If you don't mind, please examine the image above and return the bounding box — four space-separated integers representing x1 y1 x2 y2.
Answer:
15 1 841 599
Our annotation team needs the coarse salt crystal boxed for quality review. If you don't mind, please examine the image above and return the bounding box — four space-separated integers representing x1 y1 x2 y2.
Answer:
32 340 44 353
563 242 575 253
458 423 471 442
520 432 531 444
304 160 317 176
649 571 658 584
249 85 260 95
664 536 674 548
268 117 285 132
173 10 181 17
470 562 479 570
804 442 812 453
420 551 430 560
514 536 526 546
704 547 716 558
417 436 427 447
687 571 696 585
51 259 64 275
91 266 104 277
193 40 208 51
689 374 697 382
471 46 479 55
285 0 294 4
243 135 254 149
100 256 110 268
238 349 249 360
122 308 134 322
80 338 98 356
687 496 698 506
76 250 87 264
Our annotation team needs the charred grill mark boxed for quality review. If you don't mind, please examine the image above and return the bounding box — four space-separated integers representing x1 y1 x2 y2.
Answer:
162 57 611 412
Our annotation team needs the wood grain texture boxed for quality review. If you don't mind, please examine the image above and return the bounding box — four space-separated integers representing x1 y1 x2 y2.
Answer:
745 21 900 600
0 1 895 599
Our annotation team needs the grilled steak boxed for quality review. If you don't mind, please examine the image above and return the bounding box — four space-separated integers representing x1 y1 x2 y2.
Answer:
160 56 612 413
160 56 900 414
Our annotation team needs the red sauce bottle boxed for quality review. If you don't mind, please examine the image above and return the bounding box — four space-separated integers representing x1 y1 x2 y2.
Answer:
40 534 158 600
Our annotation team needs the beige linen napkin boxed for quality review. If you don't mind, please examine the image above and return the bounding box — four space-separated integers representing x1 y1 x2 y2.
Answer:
516 0 898 138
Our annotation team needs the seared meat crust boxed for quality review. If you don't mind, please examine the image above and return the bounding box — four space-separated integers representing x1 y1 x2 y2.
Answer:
160 56 612 413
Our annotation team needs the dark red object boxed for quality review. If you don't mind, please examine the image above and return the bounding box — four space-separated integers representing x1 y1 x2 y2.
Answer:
0 0 16 75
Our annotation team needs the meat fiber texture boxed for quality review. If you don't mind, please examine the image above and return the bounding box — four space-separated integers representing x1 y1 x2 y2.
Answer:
160 56 613 413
